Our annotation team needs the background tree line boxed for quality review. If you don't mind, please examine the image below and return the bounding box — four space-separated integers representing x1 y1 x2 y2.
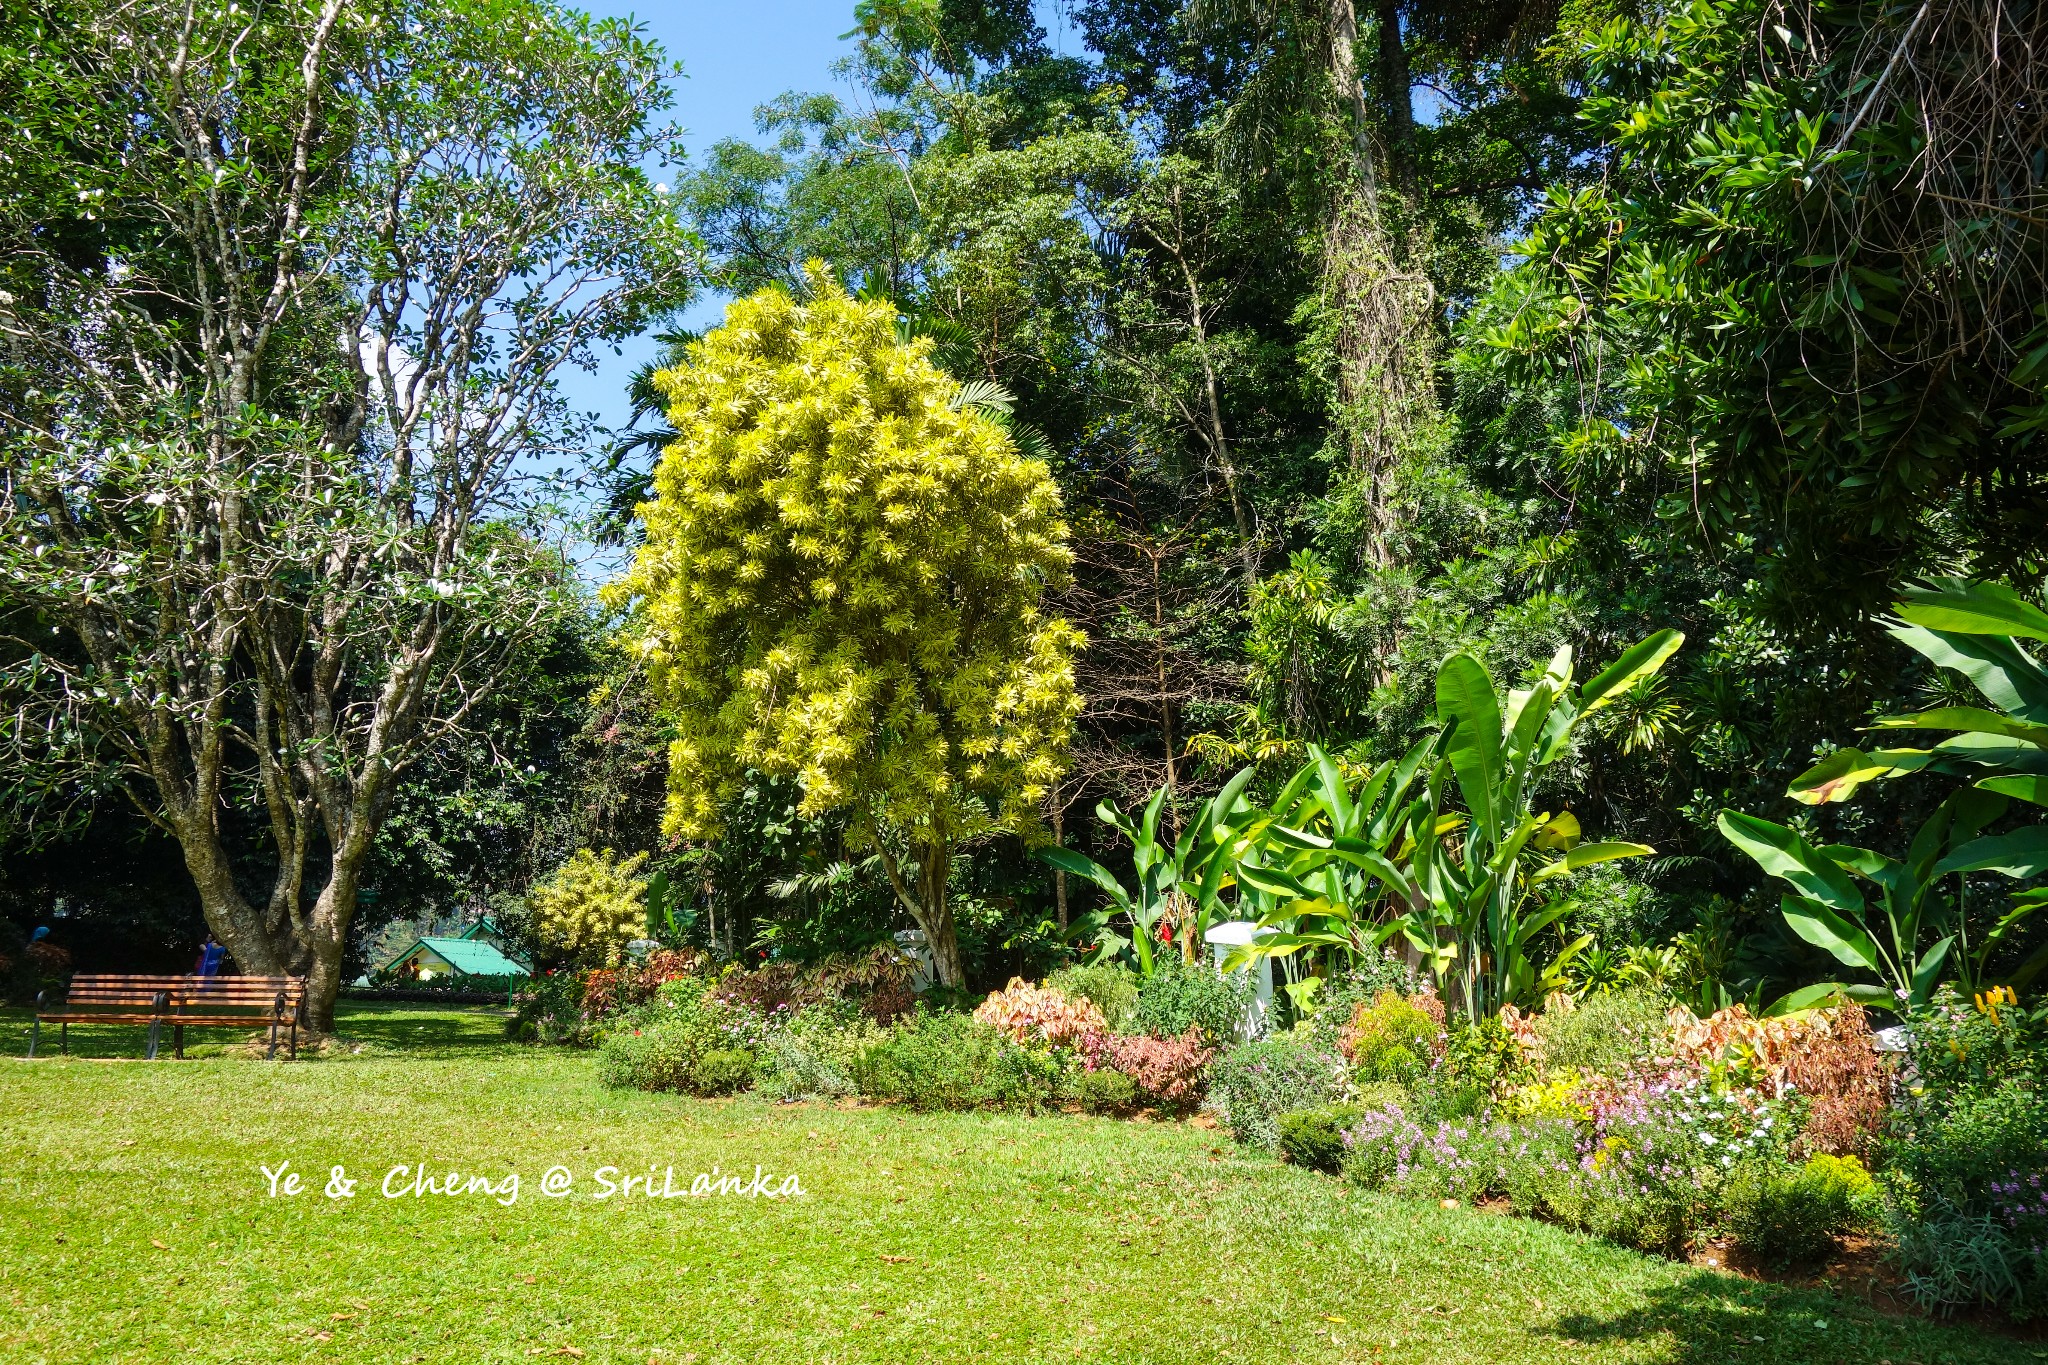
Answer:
4 0 2042 1013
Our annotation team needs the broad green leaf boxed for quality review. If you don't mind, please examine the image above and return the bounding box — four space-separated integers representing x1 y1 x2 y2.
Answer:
1910 935 1955 1004
1980 775 2048 807
1763 983 1856 1016
1789 746 1934 804
1932 827 2048 879
1889 622 2048 724
1579 629 1685 715
1436 652 1503 843
1779 894 1883 974
1871 706 2048 750
1718 810 1865 911
1895 578 2048 643
1529 839 1654 883
1535 811 1581 850
1039 848 1133 912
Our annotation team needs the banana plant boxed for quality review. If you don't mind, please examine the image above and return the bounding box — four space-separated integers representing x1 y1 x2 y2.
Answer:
1718 787 2041 1008
1222 736 1444 976
1783 578 2048 986
1041 768 1255 976
1790 580 2048 808
1230 632 1682 1019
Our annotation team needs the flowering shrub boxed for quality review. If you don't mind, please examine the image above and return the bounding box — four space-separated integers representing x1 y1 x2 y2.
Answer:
1207 1032 1351 1148
1085 1028 1214 1111
1884 986 2048 1318
1341 1102 1549 1205
974 978 1108 1050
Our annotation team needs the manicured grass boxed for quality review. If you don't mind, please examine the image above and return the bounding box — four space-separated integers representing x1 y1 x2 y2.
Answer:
0 1004 2024 1364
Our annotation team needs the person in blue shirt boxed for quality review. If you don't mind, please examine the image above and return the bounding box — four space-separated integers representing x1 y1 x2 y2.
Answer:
194 935 226 977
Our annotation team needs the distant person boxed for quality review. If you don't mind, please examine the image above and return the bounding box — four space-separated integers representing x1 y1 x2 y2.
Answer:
194 935 226 977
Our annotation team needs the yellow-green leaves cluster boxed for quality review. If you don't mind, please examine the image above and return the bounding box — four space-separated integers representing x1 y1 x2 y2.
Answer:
530 848 649 964
612 272 1082 844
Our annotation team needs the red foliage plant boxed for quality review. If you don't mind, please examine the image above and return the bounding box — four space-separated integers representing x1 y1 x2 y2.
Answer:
706 944 919 1025
1083 1027 1214 1110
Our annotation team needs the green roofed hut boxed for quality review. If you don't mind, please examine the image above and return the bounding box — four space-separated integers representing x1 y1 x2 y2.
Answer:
381 920 529 997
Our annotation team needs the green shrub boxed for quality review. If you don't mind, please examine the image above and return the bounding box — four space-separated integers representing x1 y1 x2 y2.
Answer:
756 1005 884 1102
1277 1103 1365 1174
1422 1015 1526 1120
1206 1032 1351 1150
852 1012 1061 1112
1070 1066 1142 1115
596 1013 740 1095
1130 955 1253 1045
1881 989 2048 1318
1301 956 1423 1051
1527 992 1669 1076
691 1048 758 1096
1045 963 1140 1031
1725 1154 1876 1266
1341 991 1440 1084
594 984 750 1096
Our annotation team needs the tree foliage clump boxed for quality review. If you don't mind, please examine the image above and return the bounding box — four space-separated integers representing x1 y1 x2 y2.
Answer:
530 849 649 966
614 270 1083 983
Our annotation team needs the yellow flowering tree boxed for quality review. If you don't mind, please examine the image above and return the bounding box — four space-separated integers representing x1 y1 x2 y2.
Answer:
611 271 1083 986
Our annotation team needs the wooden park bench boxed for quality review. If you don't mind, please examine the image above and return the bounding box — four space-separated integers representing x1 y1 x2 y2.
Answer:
30 975 307 1060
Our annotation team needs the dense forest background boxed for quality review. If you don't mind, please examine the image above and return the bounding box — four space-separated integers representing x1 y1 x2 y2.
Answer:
4 0 2042 1001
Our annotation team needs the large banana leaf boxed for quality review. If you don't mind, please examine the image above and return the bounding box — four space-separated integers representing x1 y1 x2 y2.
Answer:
1933 827 2048 879
1437 652 1503 844
1716 811 1866 911
1779 894 1884 975
1894 577 2048 643
1529 839 1654 883
1889 622 2048 724
1579 628 1686 714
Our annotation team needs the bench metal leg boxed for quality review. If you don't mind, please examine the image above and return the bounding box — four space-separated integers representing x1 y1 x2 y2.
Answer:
28 992 41 1058
288 1002 300 1060
174 1024 184 1060
61 1021 67 1055
146 1016 161 1060
267 996 281 1061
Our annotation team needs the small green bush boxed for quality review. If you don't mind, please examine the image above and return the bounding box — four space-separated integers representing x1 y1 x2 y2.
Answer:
1342 991 1439 1084
691 1047 758 1096
1527 992 1669 1076
852 1012 1061 1112
1045 963 1140 1031
1130 955 1253 1045
1725 1154 1876 1266
1277 1103 1366 1174
1206 1032 1351 1150
594 983 749 1096
756 1005 884 1102
596 1012 738 1095
1070 1066 1142 1115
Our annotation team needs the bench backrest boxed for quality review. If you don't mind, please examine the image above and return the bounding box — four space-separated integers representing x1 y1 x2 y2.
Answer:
62 974 305 1012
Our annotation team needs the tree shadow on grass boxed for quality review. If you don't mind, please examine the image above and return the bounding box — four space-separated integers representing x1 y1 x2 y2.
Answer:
330 1001 516 1058
1545 1265 2022 1365
0 1001 514 1061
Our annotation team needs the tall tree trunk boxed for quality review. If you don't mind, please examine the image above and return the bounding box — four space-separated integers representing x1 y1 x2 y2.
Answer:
1375 0 1417 195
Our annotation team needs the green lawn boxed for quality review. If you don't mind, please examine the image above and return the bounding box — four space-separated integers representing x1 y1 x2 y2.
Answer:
0 1003 2027 1365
